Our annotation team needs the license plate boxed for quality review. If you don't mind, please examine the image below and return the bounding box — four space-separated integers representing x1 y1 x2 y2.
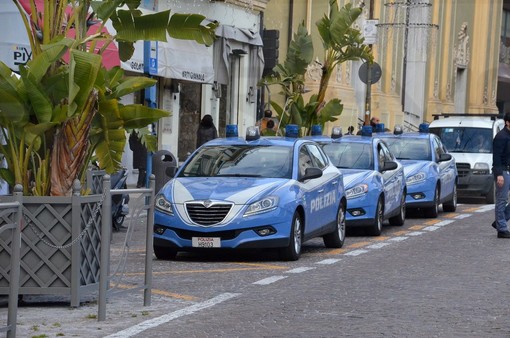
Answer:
192 237 221 248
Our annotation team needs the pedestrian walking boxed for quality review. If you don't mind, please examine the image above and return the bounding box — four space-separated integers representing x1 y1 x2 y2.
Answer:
129 131 147 188
346 126 355 135
491 111 510 238
196 114 218 148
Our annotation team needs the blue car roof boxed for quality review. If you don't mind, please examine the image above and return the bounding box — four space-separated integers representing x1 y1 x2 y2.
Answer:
201 136 312 147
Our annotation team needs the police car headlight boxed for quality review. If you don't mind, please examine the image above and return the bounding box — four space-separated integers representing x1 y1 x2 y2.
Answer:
345 184 368 199
473 162 490 175
155 194 173 215
406 172 426 185
245 196 279 216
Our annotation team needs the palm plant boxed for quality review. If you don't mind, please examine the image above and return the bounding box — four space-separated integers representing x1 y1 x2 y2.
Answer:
263 1 372 135
0 0 218 196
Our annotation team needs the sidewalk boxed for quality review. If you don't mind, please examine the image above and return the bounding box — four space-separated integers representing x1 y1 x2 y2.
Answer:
0 210 186 338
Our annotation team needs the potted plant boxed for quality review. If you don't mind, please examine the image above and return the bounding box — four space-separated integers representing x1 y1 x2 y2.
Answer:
0 0 218 305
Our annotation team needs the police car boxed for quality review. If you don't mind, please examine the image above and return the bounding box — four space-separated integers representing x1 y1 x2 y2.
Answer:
376 124 458 217
313 126 407 236
153 125 347 261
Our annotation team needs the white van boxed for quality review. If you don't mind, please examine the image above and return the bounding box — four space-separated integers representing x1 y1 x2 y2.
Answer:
428 114 504 204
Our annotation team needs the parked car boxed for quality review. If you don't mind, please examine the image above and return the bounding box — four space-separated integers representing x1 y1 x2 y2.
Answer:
429 114 504 204
313 126 407 236
377 124 458 217
153 125 347 261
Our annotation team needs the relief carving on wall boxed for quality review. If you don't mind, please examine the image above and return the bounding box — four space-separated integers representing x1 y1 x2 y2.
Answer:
305 58 323 82
433 80 439 99
455 22 470 69
336 64 343 83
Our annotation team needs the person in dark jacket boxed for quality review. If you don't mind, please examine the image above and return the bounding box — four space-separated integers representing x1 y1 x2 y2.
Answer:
129 131 147 188
196 114 218 148
492 112 510 238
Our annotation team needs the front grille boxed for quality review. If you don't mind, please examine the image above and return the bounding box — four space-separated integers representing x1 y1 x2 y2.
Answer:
186 202 232 225
456 163 470 178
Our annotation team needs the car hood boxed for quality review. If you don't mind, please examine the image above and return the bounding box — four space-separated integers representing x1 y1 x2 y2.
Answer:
450 152 492 166
341 169 373 189
162 177 289 205
399 160 430 177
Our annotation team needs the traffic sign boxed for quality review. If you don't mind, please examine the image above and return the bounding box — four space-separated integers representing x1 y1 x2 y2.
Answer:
359 62 382 84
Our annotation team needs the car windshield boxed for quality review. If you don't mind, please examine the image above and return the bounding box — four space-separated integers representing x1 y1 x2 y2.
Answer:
429 127 492 153
179 145 292 178
322 142 373 170
383 138 431 161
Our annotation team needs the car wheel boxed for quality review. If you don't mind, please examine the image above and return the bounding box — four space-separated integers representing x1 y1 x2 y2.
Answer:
443 184 457 212
153 245 177 260
323 201 346 248
424 185 440 218
486 182 495 204
112 215 125 231
368 197 384 236
389 191 406 226
279 211 302 261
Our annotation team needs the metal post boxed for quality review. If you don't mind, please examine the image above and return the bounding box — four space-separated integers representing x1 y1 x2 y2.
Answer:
401 0 411 114
144 175 156 306
364 0 375 126
98 175 112 321
70 179 81 307
144 40 157 188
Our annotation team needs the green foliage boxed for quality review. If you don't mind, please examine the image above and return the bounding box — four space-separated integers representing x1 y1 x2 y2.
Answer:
0 0 218 195
262 1 372 136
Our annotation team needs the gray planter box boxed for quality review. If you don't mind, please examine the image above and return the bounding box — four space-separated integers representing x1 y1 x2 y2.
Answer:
0 182 103 307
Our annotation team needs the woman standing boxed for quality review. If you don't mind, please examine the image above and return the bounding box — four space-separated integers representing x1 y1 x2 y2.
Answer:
196 114 218 148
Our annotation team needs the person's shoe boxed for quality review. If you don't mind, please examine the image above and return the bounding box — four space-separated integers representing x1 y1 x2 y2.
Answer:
497 231 510 238
492 221 497 230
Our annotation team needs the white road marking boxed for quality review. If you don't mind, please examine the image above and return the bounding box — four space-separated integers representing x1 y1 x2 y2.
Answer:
366 242 391 249
252 275 288 285
475 205 494 212
316 258 342 265
424 225 441 231
105 293 240 338
455 214 472 219
344 249 369 256
388 236 408 242
286 267 315 274
407 231 425 236
435 220 454 227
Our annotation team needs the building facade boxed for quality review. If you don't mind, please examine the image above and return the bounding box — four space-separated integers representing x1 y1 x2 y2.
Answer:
263 0 504 133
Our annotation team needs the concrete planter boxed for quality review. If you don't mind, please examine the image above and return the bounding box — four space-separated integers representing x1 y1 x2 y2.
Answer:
0 181 103 307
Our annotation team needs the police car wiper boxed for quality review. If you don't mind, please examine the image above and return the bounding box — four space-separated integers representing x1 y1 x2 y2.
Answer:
215 174 262 177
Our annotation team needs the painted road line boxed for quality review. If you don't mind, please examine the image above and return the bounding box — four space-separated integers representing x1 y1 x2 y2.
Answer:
434 220 455 227
326 248 347 255
286 267 315 274
346 241 371 249
464 207 481 212
317 258 342 265
105 293 240 338
409 225 425 230
424 225 441 231
374 236 391 241
454 213 472 219
388 236 408 242
366 242 391 249
344 249 369 256
407 231 425 236
253 276 288 285
475 205 494 213
424 219 441 225
393 231 409 236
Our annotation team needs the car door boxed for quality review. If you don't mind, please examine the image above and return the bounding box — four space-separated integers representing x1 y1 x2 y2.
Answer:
433 136 456 200
377 141 402 215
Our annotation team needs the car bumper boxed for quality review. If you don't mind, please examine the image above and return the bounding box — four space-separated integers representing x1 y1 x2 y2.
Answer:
456 173 492 196
405 183 436 208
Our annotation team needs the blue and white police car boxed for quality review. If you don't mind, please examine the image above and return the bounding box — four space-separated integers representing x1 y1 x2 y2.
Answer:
312 126 407 236
377 124 458 217
153 125 347 261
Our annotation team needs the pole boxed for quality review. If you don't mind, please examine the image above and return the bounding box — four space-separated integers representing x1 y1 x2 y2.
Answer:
143 41 157 188
401 0 410 114
364 0 375 126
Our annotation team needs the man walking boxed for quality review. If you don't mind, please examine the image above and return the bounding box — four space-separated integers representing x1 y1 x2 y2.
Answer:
492 112 510 238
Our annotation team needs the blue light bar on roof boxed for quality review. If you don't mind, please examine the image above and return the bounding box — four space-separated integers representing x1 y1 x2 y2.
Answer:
285 124 299 138
311 125 322 136
361 126 373 136
374 123 385 133
419 123 429 133
226 124 238 137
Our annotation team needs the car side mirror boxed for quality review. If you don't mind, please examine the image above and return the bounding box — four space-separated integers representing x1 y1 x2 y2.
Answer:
300 167 323 181
381 161 398 172
438 153 452 162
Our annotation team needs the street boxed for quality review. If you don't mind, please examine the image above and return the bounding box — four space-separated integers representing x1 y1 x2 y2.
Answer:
6 199 510 337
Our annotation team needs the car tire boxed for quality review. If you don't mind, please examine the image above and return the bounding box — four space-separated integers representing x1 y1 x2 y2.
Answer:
279 211 302 261
112 215 125 231
323 201 346 248
486 182 495 204
153 245 177 260
389 191 406 226
443 184 457 212
424 185 440 218
368 197 384 236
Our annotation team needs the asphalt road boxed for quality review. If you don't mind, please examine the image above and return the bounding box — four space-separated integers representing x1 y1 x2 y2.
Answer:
4 198 510 337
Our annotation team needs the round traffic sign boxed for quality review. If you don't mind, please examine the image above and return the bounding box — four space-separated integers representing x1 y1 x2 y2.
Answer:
358 62 382 84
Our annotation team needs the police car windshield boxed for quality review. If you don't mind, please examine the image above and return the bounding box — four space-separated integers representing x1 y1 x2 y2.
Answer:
429 127 492 153
322 143 373 170
179 145 292 178
383 138 431 161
